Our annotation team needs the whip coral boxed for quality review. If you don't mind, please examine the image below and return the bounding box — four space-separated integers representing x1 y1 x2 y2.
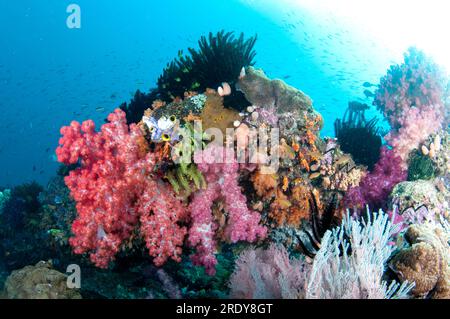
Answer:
56 109 188 268
189 143 267 275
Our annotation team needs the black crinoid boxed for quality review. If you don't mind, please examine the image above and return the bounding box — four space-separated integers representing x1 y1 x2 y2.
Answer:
334 101 383 171
120 30 258 123
119 89 160 125
297 191 340 258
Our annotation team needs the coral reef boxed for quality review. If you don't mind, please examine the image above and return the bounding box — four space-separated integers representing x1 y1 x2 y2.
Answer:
24 43 448 300
2 261 82 299
120 31 257 123
389 223 449 299
157 31 257 110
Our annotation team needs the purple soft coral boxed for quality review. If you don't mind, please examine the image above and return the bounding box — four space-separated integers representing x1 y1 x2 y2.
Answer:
344 147 407 212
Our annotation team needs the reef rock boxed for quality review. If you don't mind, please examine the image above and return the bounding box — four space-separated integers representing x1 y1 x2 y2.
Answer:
238 66 322 140
2 261 82 299
390 179 449 216
389 224 450 299
238 66 313 115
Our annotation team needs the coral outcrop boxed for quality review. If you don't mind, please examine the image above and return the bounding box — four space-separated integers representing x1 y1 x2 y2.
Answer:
390 180 449 217
2 261 82 299
390 224 450 299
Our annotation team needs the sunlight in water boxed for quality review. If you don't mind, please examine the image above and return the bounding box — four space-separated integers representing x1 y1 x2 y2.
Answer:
242 0 450 74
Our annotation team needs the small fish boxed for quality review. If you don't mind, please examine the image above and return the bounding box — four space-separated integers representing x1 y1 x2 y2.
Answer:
191 82 200 89
96 106 105 112
47 229 63 237
363 82 376 88
334 154 351 166
363 90 375 98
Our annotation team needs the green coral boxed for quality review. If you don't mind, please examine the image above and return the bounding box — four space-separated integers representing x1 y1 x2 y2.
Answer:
176 251 235 299
166 162 206 195
407 151 435 181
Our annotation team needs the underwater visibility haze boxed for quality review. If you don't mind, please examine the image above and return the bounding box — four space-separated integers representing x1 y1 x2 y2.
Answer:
0 0 449 300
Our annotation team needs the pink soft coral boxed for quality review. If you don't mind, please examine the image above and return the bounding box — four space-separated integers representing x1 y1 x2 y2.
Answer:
374 48 447 168
385 105 443 166
188 143 267 275
56 109 188 268
374 47 446 129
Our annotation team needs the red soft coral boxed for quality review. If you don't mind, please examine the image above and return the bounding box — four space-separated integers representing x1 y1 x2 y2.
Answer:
56 109 187 268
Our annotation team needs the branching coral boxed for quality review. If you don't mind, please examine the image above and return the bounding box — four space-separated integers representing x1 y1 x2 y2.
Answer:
56 109 188 268
188 143 267 275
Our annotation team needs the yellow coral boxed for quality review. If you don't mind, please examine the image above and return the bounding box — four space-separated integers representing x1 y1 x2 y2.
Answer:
200 92 241 135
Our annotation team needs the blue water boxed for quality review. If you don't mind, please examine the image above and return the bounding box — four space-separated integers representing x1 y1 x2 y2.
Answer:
0 0 408 187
